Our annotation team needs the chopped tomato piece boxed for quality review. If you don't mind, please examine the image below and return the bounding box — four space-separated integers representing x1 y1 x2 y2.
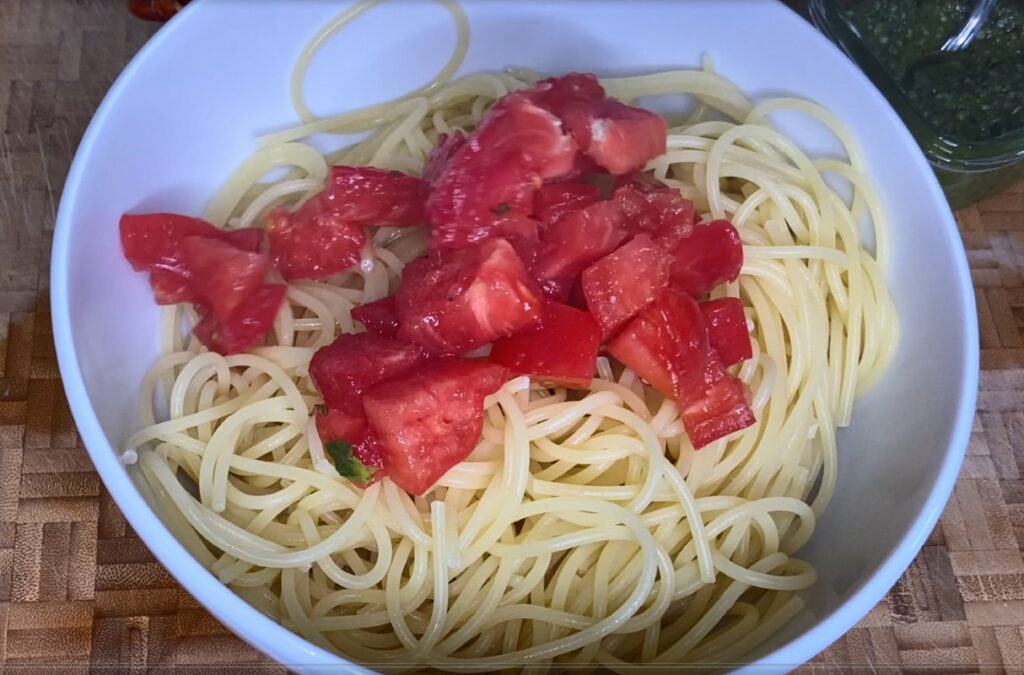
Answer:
192 284 286 355
129 0 189 22
669 220 744 297
423 130 466 185
120 213 262 275
563 99 667 175
266 200 366 281
427 97 578 249
351 296 400 338
396 238 544 355
606 289 709 399
700 298 752 366
612 184 696 245
148 268 195 305
180 236 270 320
538 276 574 304
309 333 425 415
679 355 755 449
314 406 385 484
490 302 600 388
533 182 600 228
582 234 671 339
533 199 628 282
529 72 606 115
324 166 427 227
363 358 508 495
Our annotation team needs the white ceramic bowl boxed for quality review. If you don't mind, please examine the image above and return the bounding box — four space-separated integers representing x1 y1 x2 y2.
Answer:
51 0 979 671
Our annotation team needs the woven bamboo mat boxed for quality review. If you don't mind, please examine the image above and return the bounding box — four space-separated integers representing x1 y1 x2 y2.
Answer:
0 1 1021 672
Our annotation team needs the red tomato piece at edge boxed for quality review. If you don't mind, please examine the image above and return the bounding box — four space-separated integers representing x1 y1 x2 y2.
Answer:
679 354 756 449
309 333 426 415
180 236 270 321
563 99 668 176
396 238 544 355
533 199 628 283
351 296 400 338
363 358 509 496
324 166 427 228
192 284 286 355
606 288 710 400
581 234 672 339
267 200 366 281
314 407 386 485
700 298 753 366
669 220 744 297
490 301 601 389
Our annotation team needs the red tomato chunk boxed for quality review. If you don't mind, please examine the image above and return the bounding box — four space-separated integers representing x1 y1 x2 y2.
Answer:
396 238 544 355
669 220 744 297
324 166 427 228
351 296 400 338
192 283 286 355
563 99 667 176
267 200 366 281
582 234 671 339
314 406 386 484
533 182 601 228
533 200 627 282
180 237 269 321
700 298 752 366
490 301 601 389
612 184 696 246
363 359 508 495
679 354 755 449
427 97 578 249
606 289 709 400
309 333 425 415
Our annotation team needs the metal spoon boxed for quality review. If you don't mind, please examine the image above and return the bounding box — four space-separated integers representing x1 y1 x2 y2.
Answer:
941 0 998 51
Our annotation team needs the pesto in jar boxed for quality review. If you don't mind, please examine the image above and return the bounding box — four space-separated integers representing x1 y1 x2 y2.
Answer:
845 0 1024 141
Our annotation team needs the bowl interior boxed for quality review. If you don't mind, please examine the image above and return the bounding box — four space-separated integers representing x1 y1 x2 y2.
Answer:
52 0 977 670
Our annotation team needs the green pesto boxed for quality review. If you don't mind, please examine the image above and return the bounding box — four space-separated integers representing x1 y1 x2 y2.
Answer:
845 0 1024 141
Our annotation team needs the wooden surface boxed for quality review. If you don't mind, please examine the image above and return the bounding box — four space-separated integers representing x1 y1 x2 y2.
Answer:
0 1 1021 672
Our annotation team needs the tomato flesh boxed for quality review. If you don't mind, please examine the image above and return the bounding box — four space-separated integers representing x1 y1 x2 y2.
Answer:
192 283 286 355
314 407 386 483
363 358 508 495
309 333 425 415
533 199 627 282
700 298 752 366
427 97 578 249
180 236 270 320
396 238 544 355
324 166 427 228
679 354 755 449
669 220 744 297
606 289 709 399
267 200 366 281
351 296 400 338
533 182 601 229
582 234 671 339
563 99 667 175
120 213 263 278
489 301 601 388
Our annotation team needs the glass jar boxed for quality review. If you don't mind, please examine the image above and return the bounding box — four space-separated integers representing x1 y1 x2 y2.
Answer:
809 0 1024 208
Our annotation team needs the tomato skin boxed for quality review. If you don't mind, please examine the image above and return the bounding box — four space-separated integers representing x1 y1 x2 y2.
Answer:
533 199 628 282
563 99 667 175
267 201 366 281
427 97 577 249
362 358 508 495
120 213 263 275
581 234 671 339
489 301 601 388
180 236 270 320
324 166 427 228
533 182 601 228
396 238 544 355
192 284 286 355
351 296 400 338
529 72 606 114
309 333 425 415
423 130 467 185
669 220 744 297
314 407 386 483
679 355 755 449
700 298 752 366
606 288 710 400
611 184 695 245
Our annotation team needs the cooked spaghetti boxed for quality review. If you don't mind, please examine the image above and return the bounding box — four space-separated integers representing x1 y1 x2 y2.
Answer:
123 0 898 670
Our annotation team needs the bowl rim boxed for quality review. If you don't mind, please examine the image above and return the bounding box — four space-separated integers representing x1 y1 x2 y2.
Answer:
50 0 980 671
